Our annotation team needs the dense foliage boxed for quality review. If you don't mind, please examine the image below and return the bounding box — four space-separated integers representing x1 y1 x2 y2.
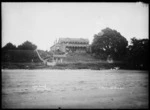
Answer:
125 37 149 70
2 42 17 51
2 41 39 63
2 50 41 63
17 41 37 50
91 28 149 70
91 28 128 60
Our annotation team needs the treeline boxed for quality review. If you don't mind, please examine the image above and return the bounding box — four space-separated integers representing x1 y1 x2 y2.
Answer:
2 40 37 51
2 41 41 63
124 37 149 70
91 28 149 70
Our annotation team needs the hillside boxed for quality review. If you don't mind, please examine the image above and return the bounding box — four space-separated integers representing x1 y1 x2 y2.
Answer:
36 50 53 61
2 50 128 70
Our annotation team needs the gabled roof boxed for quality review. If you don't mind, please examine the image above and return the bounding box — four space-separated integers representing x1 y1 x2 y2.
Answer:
58 38 89 43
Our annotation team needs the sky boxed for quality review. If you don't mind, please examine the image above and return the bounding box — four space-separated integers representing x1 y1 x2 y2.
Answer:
2 2 149 50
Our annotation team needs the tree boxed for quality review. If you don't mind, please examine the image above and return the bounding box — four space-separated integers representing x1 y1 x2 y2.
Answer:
18 41 37 50
126 37 149 69
91 27 128 60
2 41 40 63
2 42 16 62
2 42 17 51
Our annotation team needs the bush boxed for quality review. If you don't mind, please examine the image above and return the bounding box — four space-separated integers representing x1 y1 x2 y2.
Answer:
2 50 42 63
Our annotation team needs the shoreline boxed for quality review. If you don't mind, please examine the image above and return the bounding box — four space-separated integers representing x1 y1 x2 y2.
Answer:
2 62 148 71
2 69 148 72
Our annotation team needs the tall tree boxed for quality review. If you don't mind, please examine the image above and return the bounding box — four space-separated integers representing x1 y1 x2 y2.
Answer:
2 42 17 51
126 37 149 69
91 27 128 60
18 41 37 50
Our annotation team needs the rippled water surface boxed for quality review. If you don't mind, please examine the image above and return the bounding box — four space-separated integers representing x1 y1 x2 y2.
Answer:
2 69 148 109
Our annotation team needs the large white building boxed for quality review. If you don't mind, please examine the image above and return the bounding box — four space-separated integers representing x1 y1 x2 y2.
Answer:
50 38 89 53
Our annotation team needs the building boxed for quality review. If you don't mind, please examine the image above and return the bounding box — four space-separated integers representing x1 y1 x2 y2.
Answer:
50 38 89 53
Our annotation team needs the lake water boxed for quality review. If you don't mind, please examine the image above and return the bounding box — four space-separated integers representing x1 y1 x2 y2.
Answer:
2 69 148 109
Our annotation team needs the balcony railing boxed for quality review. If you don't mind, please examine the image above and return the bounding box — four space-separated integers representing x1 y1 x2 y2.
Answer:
65 44 89 47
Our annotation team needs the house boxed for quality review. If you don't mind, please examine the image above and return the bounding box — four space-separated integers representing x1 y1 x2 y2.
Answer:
50 38 89 53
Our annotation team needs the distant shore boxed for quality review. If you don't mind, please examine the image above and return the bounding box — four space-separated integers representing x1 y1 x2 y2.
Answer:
1 62 147 70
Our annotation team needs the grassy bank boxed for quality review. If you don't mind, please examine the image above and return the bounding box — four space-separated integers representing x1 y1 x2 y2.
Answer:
1 62 133 70
2 52 147 70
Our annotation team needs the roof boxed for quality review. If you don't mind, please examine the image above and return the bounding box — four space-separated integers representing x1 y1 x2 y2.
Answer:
50 43 62 49
58 38 89 43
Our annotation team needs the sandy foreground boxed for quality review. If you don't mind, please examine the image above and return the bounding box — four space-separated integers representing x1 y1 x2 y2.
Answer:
2 69 148 109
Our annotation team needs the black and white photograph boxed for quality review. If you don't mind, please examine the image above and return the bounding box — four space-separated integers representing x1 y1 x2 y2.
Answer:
1 2 149 109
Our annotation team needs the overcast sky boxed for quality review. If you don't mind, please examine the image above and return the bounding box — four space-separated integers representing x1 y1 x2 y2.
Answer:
2 2 149 50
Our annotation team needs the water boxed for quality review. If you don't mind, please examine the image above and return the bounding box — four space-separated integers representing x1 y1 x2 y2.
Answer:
2 69 148 109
